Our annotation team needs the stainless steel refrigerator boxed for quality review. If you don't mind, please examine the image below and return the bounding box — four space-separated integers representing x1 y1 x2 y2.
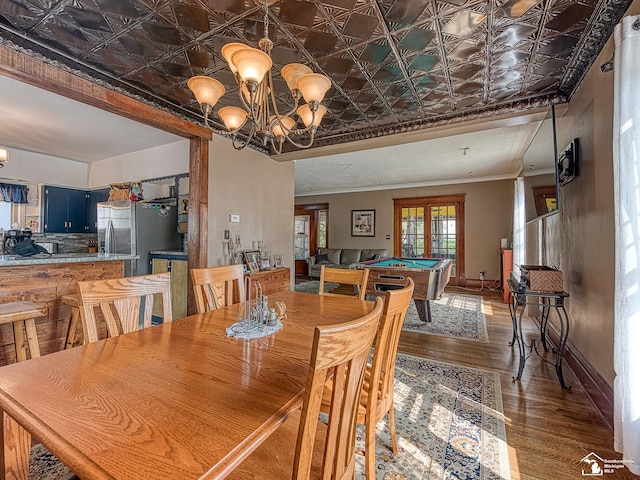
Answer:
97 200 182 276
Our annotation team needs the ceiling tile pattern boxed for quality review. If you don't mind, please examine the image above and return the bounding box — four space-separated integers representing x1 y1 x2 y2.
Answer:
0 0 632 153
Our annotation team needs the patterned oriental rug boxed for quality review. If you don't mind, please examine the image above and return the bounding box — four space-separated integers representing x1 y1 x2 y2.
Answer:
402 293 489 343
29 355 509 480
353 354 510 479
294 280 339 294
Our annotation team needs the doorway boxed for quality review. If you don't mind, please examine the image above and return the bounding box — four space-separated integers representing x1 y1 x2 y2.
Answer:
393 195 465 286
294 203 328 276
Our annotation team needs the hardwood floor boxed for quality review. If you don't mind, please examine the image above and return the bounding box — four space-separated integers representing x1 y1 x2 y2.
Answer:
294 276 635 478
397 286 636 480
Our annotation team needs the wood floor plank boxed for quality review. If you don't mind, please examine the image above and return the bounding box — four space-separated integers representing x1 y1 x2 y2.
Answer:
394 287 637 479
297 278 637 478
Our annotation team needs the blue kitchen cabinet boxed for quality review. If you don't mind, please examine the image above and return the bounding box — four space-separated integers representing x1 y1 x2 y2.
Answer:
44 186 89 233
87 188 110 233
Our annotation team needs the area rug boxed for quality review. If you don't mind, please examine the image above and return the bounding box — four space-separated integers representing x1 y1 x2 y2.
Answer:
353 353 510 479
402 293 489 343
294 280 339 294
30 444 70 479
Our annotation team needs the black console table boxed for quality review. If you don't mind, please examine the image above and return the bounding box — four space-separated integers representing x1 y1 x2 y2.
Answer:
507 277 571 390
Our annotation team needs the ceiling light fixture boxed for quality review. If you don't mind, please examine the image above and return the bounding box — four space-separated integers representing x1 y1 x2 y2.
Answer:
187 0 331 154
0 148 7 168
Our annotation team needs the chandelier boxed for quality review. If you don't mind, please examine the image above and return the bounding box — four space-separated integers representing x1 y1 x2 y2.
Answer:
187 1 332 154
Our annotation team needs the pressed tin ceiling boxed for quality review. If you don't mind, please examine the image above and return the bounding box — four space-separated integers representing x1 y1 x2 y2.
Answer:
0 0 632 154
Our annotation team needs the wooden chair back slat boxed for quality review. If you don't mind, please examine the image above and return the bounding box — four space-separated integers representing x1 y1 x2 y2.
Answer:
190 265 245 313
319 266 370 300
317 277 414 479
77 273 173 343
293 297 383 480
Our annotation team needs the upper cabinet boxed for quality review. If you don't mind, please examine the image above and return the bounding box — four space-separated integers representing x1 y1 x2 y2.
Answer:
87 188 110 233
44 186 88 233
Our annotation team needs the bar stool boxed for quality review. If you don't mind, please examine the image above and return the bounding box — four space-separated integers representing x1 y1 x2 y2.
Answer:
62 294 82 349
0 301 47 362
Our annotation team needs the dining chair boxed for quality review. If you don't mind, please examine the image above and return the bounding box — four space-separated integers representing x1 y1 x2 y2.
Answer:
227 297 384 480
76 272 172 343
190 264 245 313
319 265 370 300
321 277 414 480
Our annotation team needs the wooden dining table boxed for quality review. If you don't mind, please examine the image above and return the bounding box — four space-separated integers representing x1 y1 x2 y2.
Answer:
0 290 373 480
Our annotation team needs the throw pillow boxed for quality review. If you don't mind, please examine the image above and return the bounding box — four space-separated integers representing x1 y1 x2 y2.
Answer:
368 254 380 261
316 254 330 264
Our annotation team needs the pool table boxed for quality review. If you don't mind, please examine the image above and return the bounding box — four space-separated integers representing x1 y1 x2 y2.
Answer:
357 257 452 322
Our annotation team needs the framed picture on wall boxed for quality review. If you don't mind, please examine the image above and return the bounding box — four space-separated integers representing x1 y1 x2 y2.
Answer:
351 209 375 237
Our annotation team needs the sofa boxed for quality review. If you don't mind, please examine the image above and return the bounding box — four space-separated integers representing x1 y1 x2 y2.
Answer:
306 247 389 279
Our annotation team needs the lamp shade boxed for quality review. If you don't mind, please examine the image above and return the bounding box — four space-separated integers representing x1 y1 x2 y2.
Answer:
218 106 248 130
296 73 331 103
270 116 296 138
232 48 272 84
221 43 248 74
187 76 225 107
297 104 327 128
281 63 313 91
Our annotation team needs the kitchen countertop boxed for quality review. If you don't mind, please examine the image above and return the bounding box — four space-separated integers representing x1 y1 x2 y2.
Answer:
0 253 139 267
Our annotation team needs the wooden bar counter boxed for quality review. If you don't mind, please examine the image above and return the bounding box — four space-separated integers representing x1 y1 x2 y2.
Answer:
0 253 137 365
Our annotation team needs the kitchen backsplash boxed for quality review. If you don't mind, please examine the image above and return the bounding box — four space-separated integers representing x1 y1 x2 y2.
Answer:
31 233 98 254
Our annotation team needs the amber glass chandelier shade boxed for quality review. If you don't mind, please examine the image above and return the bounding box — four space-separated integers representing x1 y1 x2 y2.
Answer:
231 48 272 84
281 63 313 91
187 76 226 107
297 104 327 127
218 106 247 130
271 116 296 137
296 73 332 103
221 43 247 74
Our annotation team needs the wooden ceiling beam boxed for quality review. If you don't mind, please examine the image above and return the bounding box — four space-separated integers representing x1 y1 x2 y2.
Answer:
0 44 211 140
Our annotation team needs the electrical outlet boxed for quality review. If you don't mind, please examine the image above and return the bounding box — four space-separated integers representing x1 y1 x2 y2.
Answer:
479 271 485 281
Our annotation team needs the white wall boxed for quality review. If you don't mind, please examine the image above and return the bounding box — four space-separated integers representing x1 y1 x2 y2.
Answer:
88 139 190 188
0 148 89 188
208 136 295 277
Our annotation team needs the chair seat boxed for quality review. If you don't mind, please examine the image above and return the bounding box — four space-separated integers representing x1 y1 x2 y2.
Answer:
61 294 79 307
226 409 327 479
0 301 47 362
0 301 47 325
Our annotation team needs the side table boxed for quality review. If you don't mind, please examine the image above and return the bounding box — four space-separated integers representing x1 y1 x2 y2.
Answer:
507 277 571 390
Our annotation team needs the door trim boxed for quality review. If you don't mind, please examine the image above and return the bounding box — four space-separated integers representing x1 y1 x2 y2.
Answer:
393 195 466 286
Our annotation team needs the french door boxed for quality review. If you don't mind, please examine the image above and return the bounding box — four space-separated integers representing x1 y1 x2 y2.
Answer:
393 195 465 286
294 203 328 276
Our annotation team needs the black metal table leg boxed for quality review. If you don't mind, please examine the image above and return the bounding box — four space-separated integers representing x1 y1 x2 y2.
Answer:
514 302 528 382
552 300 571 390
507 277 571 389
508 291 517 346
